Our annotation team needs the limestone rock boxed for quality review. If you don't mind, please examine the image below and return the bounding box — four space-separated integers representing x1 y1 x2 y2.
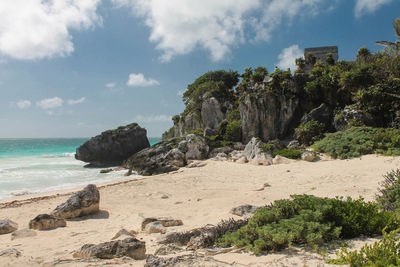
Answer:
145 221 166 234
201 97 225 130
183 134 209 160
29 214 66 230
11 229 37 240
75 123 150 167
209 147 233 158
0 248 21 257
141 217 183 231
250 153 272 166
302 151 319 162
100 168 113 174
51 184 100 219
73 238 145 260
0 219 18 235
111 228 137 240
301 103 331 126
272 155 292 165
333 106 375 131
230 205 258 217
154 244 183 256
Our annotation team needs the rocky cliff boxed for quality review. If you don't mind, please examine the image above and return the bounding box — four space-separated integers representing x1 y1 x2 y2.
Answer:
75 123 150 167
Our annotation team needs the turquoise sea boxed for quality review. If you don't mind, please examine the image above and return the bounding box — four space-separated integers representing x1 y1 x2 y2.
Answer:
0 137 161 200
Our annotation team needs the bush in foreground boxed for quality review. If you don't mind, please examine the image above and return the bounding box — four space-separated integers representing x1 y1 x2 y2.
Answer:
217 195 398 255
327 228 400 266
313 127 400 159
295 120 326 146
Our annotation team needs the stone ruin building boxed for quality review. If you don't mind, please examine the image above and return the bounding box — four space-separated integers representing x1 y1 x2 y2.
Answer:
304 46 338 73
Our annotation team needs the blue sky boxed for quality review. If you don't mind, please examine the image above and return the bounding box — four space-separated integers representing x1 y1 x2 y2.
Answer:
0 0 399 138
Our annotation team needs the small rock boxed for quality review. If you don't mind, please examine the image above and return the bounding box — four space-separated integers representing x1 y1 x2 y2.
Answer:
51 184 100 219
250 153 272 166
111 229 137 240
29 214 66 230
154 244 183 256
145 221 166 234
100 168 113 174
0 248 21 257
230 205 258 217
236 156 248 164
302 151 318 162
0 219 18 235
141 218 183 230
11 229 37 240
161 194 169 199
73 237 145 260
272 155 292 165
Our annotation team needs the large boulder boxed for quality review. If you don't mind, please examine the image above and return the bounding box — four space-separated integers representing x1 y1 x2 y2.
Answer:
0 219 18 235
300 103 331 126
201 97 225 130
51 184 100 219
333 106 375 131
29 214 66 230
73 238 145 260
124 135 208 176
75 123 150 167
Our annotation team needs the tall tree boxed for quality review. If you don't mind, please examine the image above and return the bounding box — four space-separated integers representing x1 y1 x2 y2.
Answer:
376 18 400 51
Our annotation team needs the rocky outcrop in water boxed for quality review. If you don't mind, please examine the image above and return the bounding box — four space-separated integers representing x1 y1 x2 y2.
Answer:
75 123 150 167
124 134 209 176
51 184 100 219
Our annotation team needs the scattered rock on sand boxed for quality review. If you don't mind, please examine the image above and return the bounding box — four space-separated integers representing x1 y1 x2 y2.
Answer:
230 205 258 217
111 228 137 240
73 237 145 260
145 255 210 267
302 151 319 162
51 184 100 219
145 221 166 234
11 229 37 240
29 214 66 230
0 248 21 257
141 217 183 231
272 155 292 165
0 219 18 235
154 244 183 256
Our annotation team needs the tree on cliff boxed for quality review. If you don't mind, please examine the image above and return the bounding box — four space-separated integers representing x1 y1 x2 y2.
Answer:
376 18 400 52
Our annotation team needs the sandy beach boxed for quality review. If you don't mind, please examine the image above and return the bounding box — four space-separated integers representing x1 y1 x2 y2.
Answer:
1 155 399 266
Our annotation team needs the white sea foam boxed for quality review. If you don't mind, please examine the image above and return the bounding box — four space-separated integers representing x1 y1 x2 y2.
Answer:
0 155 138 200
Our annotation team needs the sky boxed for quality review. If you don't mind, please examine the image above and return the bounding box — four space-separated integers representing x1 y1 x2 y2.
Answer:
0 0 399 138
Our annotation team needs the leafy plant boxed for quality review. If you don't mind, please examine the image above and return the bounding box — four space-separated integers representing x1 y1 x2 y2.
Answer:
217 195 398 255
223 120 242 142
327 228 400 266
273 148 302 159
295 120 326 146
313 127 400 159
377 169 400 212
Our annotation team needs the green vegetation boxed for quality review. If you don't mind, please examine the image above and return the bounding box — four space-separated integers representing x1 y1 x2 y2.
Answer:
377 169 400 212
313 127 400 159
295 120 326 146
218 195 398 255
273 148 302 159
223 120 242 142
327 228 400 266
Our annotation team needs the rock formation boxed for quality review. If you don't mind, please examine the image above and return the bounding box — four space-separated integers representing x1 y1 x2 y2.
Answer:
0 219 18 235
29 214 66 230
75 123 150 167
124 134 208 176
51 184 100 219
73 238 145 260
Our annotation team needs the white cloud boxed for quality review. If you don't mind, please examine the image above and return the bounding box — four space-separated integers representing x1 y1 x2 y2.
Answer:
113 0 332 61
67 97 86 105
355 0 392 17
127 73 159 87
276 44 303 72
16 100 31 109
0 0 101 60
36 97 63 109
106 82 116 88
134 114 171 123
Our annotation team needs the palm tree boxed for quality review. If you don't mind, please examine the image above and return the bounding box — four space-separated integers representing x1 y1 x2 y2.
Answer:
376 18 400 50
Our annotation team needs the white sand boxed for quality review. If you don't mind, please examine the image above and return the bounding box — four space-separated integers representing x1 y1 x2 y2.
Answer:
0 154 399 266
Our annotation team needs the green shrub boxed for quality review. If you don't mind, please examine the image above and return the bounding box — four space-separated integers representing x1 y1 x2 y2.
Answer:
273 148 302 159
217 195 398 255
295 120 326 146
377 169 400 212
313 127 400 159
327 228 400 266
205 135 235 149
223 120 242 142
189 128 204 137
